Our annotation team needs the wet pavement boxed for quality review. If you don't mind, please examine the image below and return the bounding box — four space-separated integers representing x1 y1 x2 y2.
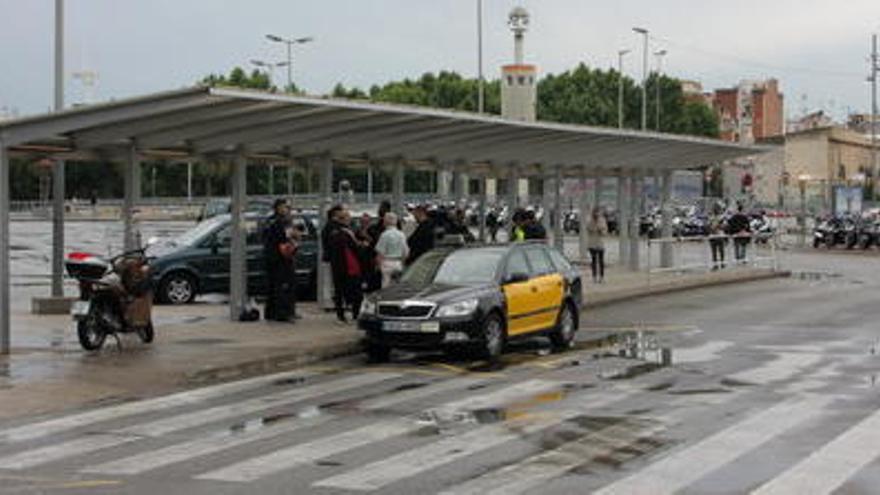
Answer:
2 224 879 493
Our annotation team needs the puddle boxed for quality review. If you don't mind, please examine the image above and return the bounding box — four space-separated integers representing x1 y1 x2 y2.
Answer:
229 408 316 434
667 388 731 395
644 381 675 391
416 389 570 431
792 271 843 281
274 376 307 387
603 362 665 380
720 378 753 387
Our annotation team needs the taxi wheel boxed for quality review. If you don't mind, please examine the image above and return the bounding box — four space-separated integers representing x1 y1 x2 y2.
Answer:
550 302 578 351
366 342 391 364
480 313 506 361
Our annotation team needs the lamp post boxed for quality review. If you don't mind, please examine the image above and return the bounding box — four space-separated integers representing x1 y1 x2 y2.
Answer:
265 34 314 92
250 59 289 90
654 49 667 131
633 27 649 131
798 174 811 247
617 49 630 129
477 0 484 114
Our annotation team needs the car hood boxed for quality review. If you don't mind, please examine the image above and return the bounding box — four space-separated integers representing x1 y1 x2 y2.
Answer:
373 282 489 304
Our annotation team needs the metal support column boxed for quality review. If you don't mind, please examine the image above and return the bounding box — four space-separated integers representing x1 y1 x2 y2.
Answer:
628 170 643 271
507 164 519 210
229 153 248 320
0 144 10 354
366 161 374 205
541 168 553 235
439 165 451 202
479 175 488 242
578 169 589 262
660 169 674 267
392 158 405 217
617 173 630 266
51 0 65 298
452 169 463 206
123 145 138 252
553 165 564 251
287 165 294 196
317 155 334 309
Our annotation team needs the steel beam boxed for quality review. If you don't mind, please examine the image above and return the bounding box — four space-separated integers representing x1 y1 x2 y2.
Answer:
553 165 564 251
229 153 248 320
316 155 334 309
628 170 643 271
617 172 630 266
0 143 10 354
123 144 137 251
479 175 488 242
392 158 405 217
578 168 589 262
660 169 674 267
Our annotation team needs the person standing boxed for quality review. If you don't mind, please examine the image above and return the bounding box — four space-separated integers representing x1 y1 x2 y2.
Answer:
262 199 299 323
523 210 547 240
406 205 436 265
375 212 409 288
708 210 728 270
511 209 527 242
586 208 608 283
327 206 366 323
727 205 751 263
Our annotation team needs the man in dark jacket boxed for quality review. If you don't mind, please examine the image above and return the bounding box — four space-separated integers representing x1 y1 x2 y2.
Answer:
263 199 298 323
327 206 365 323
406 205 437 265
523 210 547 240
726 205 751 263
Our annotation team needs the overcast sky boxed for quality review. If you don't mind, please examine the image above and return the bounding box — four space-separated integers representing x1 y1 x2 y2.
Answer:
1 0 878 121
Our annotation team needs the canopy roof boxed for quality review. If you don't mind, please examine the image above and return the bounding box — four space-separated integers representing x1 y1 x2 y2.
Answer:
0 86 766 175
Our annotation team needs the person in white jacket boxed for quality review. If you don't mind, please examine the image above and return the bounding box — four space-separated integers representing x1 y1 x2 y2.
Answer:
375 212 409 288
586 208 609 283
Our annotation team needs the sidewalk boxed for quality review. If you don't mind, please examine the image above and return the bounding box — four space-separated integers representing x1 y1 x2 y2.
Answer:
0 264 787 420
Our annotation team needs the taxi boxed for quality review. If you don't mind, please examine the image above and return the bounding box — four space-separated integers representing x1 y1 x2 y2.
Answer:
358 242 582 362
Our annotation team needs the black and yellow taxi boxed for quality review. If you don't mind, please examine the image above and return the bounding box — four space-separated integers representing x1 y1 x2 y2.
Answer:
358 242 582 362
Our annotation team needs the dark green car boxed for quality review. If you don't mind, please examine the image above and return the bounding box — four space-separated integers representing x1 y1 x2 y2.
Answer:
149 212 319 304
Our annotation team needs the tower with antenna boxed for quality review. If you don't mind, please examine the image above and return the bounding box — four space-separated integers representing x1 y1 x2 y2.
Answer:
501 6 537 122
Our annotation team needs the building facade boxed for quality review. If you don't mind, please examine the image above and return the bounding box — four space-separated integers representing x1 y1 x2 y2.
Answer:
712 79 784 143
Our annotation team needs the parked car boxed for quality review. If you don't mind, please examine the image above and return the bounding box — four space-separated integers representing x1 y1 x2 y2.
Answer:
196 198 275 222
149 212 319 304
358 242 582 362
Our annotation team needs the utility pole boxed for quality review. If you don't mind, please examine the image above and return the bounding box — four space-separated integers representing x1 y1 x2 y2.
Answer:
477 0 485 114
871 33 878 198
654 49 667 131
51 0 65 298
617 49 630 129
633 27 649 131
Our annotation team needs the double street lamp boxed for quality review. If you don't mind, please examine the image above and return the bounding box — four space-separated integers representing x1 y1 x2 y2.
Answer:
265 34 314 92
250 59 289 90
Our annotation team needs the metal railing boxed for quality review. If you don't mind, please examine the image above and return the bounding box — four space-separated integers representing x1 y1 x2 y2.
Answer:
645 233 780 285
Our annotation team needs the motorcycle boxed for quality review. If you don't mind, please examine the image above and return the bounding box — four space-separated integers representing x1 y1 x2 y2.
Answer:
65 248 155 351
812 216 856 249
857 217 880 250
563 210 580 234
749 214 775 244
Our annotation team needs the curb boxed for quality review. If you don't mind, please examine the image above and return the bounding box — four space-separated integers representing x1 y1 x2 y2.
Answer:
183 338 363 387
583 270 790 309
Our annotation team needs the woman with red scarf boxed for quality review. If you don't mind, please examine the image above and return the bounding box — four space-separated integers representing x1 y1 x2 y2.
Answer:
327 206 367 323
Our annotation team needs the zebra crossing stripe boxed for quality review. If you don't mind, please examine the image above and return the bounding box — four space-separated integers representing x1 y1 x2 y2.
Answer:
592 396 831 495
115 372 400 437
312 389 639 491
727 353 822 385
751 407 880 495
0 369 319 444
84 376 486 476
0 372 399 470
197 380 569 483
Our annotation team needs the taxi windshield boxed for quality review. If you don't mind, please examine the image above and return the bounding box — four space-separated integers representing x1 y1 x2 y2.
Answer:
402 249 504 286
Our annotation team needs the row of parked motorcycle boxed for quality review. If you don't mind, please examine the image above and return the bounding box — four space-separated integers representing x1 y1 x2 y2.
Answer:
813 214 880 250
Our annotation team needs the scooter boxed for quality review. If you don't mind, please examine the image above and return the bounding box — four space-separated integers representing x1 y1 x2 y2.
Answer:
65 248 155 351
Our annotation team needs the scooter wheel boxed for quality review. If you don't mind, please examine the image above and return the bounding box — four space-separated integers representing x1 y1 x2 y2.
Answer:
138 322 155 344
77 319 106 351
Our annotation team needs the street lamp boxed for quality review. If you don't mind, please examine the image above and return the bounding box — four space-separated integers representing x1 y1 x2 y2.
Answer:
654 49 667 132
617 49 630 129
250 59 289 90
798 173 811 247
265 34 314 92
633 27 649 131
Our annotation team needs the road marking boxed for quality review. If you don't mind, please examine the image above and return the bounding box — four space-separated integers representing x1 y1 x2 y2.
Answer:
115 372 399 437
592 396 830 495
0 369 319 444
197 380 568 483
751 407 880 495
0 433 141 470
84 376 482 476
0 372 399 470
438 420 665 495
727 352 823 385
674 340 734 363
312 389 638 491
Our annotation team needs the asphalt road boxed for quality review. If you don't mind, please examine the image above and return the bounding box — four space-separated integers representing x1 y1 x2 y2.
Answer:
0 249 879 494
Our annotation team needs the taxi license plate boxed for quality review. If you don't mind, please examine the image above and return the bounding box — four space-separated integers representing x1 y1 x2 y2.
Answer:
71 301 91 317
383 321 440 333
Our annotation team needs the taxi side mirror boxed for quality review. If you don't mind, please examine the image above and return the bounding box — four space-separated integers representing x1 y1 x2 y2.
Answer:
503 272 530 285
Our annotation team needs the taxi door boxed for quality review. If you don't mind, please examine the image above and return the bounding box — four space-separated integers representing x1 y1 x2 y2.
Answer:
501 249 544 336
523 247 565 330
